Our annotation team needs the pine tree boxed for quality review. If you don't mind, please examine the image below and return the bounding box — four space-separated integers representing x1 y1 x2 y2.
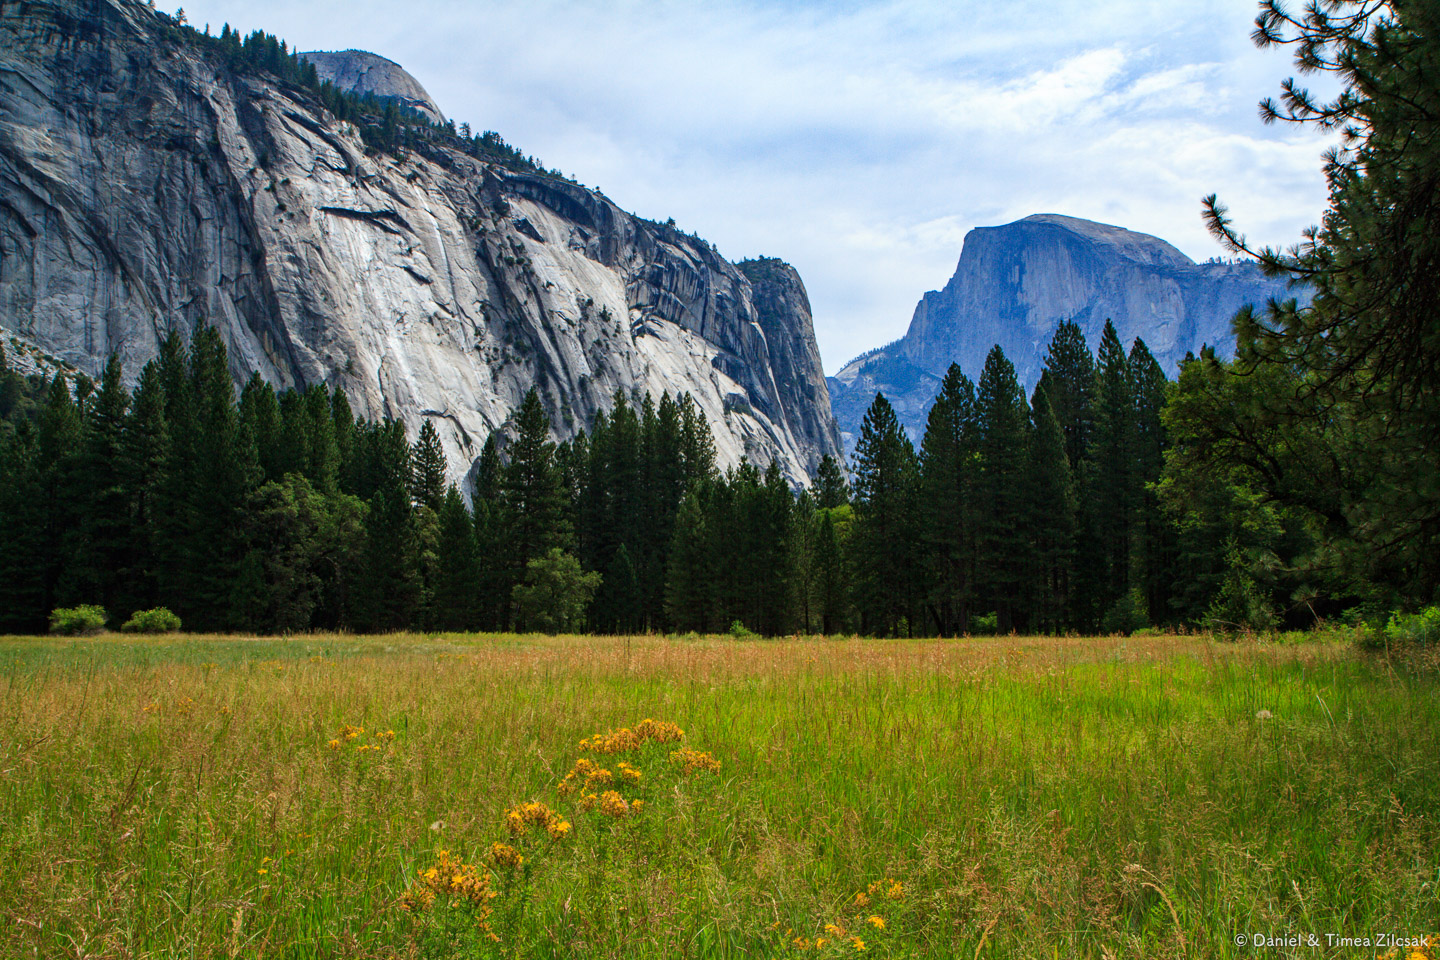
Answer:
641 393 685 629
850 393 919 636
1038 320 1096 467
0 420 48 632
974 346 1032 633
116 363 170 617
664 485 713 632
354 420 420 630
411 418 447 511
277 388 310 479
471 434 508 630
813 454 849 508
1129 338 1175 624
678 393 717 485
1089 319 1138 627
78 355 132 616
37 374 86 614
813 506 851 634
185 325 257 628
432 485 478 630
1026 383 1077 633
500 389 571 625
589 393 642 631
332 387 358 495
240 375 283 483
1200 1 1440 603
918 364 977 635
303 385 340 495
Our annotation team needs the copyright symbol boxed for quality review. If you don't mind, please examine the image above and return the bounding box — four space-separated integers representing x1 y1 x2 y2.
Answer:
1235 934 1247 946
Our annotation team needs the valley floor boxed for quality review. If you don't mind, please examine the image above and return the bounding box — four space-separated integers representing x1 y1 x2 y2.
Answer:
1 633 1436 958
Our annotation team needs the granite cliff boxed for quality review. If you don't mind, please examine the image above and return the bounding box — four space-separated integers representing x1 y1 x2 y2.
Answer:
298 50 445 124
0 0 842 486
828 214 1301 451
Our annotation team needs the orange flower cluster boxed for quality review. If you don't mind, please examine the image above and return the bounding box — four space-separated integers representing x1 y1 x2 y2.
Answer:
596 789 644 818
488 842 524 871
669 748 721 775
327 725 395 753
578 718 684 754
855 878 904 905
556 757 613 796
503 801 572 840
399 849 498 940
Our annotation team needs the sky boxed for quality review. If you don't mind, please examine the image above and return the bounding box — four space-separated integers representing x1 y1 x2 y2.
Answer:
178 0 1338 374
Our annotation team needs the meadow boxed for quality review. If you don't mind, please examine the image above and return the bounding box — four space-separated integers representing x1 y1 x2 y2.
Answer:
1 632 1436 959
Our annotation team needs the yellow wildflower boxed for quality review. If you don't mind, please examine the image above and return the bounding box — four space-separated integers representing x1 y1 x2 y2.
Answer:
489 842 524 870
825 923 846 937
792 937 810 950
257 868 268 876
546 819 572 839
630 799 645 814
599 790 630 818
867 916 885 930
853 892 870 907
504 800 568 838
578 718 684 754
669 747 721 775
326 739 341 750
851 936 866 951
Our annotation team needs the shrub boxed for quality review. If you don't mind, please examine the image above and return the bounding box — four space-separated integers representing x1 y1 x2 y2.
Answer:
121 607 182 634
48 605 107 636
726 620 759 640
1384 606 1440 646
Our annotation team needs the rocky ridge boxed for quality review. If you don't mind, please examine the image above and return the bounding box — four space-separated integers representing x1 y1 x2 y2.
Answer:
298 50 445 124
0 0 842 486
828 214 1302 451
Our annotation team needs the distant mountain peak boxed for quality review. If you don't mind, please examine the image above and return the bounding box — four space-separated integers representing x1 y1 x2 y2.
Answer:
827 213 1303 457
998 214 1193 269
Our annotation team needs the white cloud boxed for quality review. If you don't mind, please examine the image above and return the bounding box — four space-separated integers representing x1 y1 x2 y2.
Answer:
178 0 1337 371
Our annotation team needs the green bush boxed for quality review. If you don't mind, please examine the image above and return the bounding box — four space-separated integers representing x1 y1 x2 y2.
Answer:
1384 606 1440 646
969 612 998 636
121 607 182 634
48 605 108 636
726 620 760 640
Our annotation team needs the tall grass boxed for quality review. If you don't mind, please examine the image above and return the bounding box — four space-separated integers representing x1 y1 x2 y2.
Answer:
0 633 1435 958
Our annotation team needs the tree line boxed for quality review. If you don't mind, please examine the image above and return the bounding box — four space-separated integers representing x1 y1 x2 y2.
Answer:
1 314 1305 637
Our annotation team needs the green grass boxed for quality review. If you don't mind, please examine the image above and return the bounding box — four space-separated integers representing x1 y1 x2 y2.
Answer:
0 633 1435 958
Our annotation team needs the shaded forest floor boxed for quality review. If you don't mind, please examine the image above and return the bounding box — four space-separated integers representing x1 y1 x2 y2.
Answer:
1 632 1436 958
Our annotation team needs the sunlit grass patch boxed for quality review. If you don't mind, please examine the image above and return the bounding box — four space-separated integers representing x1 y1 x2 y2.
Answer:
0 632 1435 957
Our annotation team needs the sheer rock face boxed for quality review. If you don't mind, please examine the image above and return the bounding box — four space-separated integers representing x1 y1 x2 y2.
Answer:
828 213 1301 452
298 50 445 124
0 0 842 487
